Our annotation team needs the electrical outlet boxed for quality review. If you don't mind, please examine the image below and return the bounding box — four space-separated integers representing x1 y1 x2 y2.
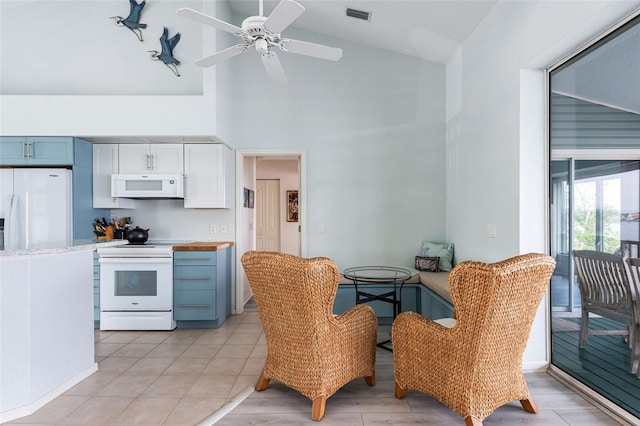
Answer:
486 224 497 238
209 224 217 234
318 223 325 233
220 224 227 233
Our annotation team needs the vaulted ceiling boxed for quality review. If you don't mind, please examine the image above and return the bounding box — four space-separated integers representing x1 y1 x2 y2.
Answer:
227 0 497 63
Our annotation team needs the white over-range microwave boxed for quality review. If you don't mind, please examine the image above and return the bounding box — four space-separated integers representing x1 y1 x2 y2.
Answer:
111 174 184 198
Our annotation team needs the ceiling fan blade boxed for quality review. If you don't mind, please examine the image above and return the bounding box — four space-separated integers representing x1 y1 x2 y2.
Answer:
195 44 248 67
261 52 288 84
177 8 242 34
263 0 305 34
280 39 343 61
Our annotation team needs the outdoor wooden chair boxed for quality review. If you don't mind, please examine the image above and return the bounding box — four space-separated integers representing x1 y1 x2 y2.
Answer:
392 253 556 426
572 250 639 375
240 251 378 421
623 256 640 376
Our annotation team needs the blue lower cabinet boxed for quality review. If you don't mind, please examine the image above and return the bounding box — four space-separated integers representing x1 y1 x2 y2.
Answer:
333 284 419 325
334 283 454 323
174 290 216 320
419 286 454 320
173 248 231 328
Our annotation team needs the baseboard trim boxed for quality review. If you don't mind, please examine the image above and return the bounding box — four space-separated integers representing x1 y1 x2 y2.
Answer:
523 360 549 372
0 362 98 423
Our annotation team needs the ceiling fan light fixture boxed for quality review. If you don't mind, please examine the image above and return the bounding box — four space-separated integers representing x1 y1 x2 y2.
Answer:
178 0 342 84
346 8 371 21
255 38 269 54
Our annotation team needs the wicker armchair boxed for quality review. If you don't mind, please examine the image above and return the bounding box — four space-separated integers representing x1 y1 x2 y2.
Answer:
240 251 378 421
392 253 556 426
573 250 639 375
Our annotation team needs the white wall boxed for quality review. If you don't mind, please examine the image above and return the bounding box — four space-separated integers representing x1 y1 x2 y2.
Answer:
0 0 223 136
232 27 447 270
256 159 299 255
447 0 640 367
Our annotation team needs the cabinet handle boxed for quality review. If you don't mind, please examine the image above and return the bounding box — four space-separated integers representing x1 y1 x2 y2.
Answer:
146 154 151 170
175 276 210 280
150 154 155 170
179 258 211 261
29 143 34 159
22 141 29 158
177 304 210 308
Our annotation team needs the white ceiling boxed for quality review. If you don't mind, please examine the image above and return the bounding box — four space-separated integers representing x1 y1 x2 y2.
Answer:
228 0 497 63
227 0 640 115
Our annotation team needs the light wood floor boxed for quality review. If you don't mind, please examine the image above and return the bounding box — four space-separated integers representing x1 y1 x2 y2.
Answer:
4 311 624 426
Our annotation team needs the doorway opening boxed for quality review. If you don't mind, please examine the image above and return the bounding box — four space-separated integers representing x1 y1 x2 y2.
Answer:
234 149 306 314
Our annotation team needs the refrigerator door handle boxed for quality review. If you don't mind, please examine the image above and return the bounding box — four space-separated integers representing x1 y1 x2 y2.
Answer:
5 195 17 249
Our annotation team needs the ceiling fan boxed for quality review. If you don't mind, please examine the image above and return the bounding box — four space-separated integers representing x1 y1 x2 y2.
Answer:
176 0 343 84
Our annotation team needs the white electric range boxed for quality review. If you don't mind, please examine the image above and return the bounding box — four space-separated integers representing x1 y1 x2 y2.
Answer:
97 241 187 331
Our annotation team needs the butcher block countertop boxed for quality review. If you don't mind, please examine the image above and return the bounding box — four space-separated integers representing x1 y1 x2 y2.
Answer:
172 241 234 251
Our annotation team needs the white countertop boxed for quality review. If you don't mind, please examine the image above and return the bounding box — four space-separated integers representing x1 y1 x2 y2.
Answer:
0 239 127 257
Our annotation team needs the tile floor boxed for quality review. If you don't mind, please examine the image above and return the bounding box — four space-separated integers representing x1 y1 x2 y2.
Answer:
4 310 623 426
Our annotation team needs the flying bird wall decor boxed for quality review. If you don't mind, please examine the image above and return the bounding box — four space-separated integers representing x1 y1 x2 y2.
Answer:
149 27 181 77
111 0 147 41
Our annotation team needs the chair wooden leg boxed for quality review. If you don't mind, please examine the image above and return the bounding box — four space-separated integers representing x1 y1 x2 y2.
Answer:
255 369 270 391
520 395 539 414
394 381 407 399
580 311 589 348
311 396 326 421
364 373 375 386
464 415 482 426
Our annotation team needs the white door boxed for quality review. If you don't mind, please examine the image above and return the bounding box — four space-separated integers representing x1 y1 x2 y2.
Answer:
184 144 227 208
256 179 280 251
93 144 135 209
118 144 150 173
150 144 184 174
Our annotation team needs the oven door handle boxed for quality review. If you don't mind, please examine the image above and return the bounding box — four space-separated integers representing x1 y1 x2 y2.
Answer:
99 257 173 264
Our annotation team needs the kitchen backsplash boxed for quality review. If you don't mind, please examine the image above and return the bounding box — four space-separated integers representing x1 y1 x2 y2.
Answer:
111 199 235 241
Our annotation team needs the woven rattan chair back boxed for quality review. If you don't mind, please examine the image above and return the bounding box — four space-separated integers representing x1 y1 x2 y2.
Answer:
572 250 639 375
392 253 556 426
240 250 378 421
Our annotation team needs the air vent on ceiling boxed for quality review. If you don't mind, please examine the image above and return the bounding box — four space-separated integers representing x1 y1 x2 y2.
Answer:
346 8 371 21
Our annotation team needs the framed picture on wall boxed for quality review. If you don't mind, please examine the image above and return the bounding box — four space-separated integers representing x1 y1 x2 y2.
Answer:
243 188 249 208
287 190 299 222
248 189 255 209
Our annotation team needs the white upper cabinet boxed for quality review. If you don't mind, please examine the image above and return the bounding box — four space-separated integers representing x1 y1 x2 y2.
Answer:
118 144 184 174
184 144 232 208
92 144 135 209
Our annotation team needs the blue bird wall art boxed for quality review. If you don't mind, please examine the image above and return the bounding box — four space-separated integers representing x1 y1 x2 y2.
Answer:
148 27 181 77
111 0 147 42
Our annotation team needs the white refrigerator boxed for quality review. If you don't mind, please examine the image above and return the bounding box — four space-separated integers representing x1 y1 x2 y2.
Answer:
0 168 72 249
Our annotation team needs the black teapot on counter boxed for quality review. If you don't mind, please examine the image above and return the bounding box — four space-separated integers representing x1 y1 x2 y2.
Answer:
126 226 150 244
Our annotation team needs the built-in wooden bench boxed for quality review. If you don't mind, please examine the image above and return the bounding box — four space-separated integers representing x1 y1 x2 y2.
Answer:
336 271 453 324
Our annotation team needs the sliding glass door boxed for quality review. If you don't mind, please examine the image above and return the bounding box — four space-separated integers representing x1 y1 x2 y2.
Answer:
549 12 640 420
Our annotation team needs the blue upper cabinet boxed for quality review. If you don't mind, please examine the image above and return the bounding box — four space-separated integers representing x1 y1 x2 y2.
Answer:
0 137 74 166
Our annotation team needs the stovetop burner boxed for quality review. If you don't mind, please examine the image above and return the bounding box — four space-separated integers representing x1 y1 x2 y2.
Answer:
97 240 189 258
